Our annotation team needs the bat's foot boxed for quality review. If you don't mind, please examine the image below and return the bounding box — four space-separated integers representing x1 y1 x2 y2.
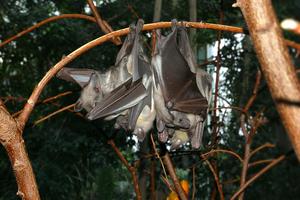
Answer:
133 128 146 141
158 131 169 143
166 101 173 109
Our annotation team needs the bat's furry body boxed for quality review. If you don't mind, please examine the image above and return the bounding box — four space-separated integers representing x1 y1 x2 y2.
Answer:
152 20 212 149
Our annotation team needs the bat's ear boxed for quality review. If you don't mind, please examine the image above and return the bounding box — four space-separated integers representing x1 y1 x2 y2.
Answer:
88 73 102 93
74 100 83 112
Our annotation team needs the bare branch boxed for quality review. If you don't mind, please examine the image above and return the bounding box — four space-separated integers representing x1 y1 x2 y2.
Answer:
248 159 274 168
250 143 275 158
0 14 96 48
108 139 142 200
201 149 243 162
202 156 225 200
162 153 188 200
86 0 121 45
236 0 300 160
0 106 40 199
231 155 285 200
33 103 75 125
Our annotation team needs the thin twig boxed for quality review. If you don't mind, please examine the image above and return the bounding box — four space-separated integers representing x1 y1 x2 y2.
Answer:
162 153 188 200
0 14 97 48
108 139 142 200
12 91 73 117
243 71 262 112
86 0 121 45
238 70 262 200
33 103 75 125
248 159 274 168
192 165 196 200
150 157 156 200
250 143 275 158
161 175 174 192
211 8 224 144
201 149 243 162
231 155 285 200
202 155 225 200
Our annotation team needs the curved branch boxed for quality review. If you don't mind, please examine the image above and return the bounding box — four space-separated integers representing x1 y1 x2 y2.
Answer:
0 14 97 48
16 21 300 130
201 149 243 162
15 21 245 130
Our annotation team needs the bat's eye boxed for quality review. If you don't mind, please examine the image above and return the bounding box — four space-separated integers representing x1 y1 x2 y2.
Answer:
94 87 100 93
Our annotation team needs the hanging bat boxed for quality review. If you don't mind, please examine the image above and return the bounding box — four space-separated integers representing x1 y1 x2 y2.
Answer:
56 21 150 127
86 19 156 141
152 20 212 149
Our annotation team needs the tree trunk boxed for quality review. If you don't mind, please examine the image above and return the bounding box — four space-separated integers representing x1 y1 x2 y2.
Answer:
153 0 162 22
235 0 300 160
189 0 197 53
0 105 40 200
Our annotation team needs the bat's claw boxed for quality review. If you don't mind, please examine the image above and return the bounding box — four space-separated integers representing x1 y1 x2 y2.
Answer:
133 128 146 141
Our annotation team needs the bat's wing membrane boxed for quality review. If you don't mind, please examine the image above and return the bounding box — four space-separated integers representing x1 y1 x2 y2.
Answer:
157 21 208 114
56 67 96 88
126 19 153 129
86 78 147 120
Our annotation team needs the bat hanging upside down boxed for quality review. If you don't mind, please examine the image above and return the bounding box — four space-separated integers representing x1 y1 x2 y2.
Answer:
57 19 156 141
151 20 212 149
57 19 212 149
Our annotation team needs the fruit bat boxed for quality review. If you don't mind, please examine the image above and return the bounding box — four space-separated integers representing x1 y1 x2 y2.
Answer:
151 20 212 149
86 19 156 141
56 21 150 127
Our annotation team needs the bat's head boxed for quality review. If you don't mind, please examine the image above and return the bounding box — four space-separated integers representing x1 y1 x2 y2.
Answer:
74 72 103 112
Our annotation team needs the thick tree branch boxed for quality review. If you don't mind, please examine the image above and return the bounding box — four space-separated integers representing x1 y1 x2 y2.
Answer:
235 0 300 160
0 106 40 200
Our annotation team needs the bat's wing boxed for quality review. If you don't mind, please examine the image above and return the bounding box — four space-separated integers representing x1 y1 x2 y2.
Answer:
56 67 97 88
127 78 152 130
196 70 213 106
127 19 153 129
86 78 147 120
155 20 208 114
